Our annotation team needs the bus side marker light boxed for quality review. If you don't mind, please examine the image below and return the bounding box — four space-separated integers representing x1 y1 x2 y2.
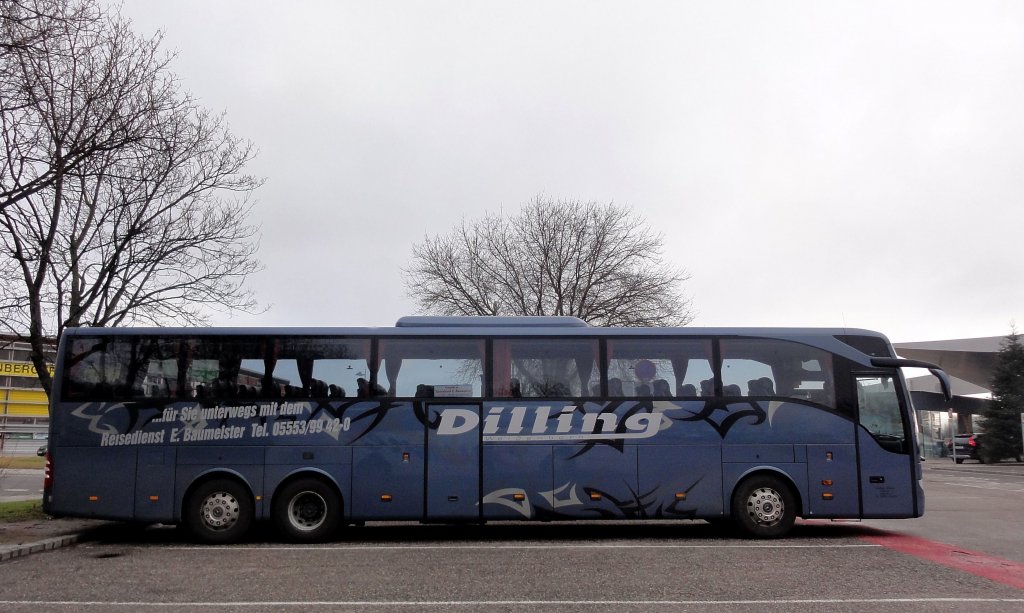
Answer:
821 480 833 486
589 493 602 501
402 452 410 463
381 494 393 502
149 495 159 502
512 493 526 501
826 452 833 461
88 496 99 502
675 492 687 501
822 493 834 500
255 495 262 501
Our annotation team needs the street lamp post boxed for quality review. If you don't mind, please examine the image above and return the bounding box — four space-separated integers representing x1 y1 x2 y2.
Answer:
950 409 958 463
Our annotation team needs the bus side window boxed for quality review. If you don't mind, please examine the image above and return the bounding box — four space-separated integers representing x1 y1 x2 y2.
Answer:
63 337 185 401
307 338 372 398
494 338 598 398
378 338 484 398
719 339 834 408
185 338 253 400
64 338 108 400
149 341 189 398
238 337 372 399
605 338 711 398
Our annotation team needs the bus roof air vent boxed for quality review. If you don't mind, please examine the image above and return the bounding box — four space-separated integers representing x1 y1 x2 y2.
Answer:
395 316 590 328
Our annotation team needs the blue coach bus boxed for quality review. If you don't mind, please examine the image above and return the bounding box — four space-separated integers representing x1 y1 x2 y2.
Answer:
43 317 951 542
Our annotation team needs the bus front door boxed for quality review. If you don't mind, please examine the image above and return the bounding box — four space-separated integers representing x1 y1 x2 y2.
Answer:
426 403 482 520
855 374 918 518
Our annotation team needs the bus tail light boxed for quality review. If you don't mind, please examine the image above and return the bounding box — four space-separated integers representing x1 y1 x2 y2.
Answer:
43 452 53 491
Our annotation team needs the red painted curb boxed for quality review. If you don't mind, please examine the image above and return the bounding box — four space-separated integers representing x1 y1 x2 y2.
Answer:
859 531 1024 590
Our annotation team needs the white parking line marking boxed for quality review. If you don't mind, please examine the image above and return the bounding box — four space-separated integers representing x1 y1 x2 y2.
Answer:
946 483 1024 492
931 475 1024 492
160 543 881 551
0 598 1022 607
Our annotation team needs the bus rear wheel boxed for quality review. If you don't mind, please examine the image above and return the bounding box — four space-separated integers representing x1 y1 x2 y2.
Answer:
731 475 796 539
185 478 254 544
273 477 341 543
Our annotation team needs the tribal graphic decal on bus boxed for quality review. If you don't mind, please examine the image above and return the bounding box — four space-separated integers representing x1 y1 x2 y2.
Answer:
61 396 816 448
483 475 706 520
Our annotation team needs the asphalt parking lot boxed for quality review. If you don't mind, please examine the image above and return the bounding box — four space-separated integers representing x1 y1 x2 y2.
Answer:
0 461 1021 612
0 521 1022 612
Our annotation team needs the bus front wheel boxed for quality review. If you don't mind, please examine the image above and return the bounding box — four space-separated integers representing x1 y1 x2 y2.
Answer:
273 477 341 543
731 475 796 539
185 478 254 544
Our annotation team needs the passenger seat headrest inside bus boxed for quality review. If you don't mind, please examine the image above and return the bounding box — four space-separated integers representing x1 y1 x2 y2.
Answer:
653 379 671 396
608 378 623 396
700 379 714 396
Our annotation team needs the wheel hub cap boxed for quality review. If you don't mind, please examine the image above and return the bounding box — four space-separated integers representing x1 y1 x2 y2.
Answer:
747 487 784 525
201 492 240 531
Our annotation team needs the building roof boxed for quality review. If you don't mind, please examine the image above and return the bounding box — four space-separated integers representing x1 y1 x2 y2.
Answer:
894 336 1005 392
894 335 1021 415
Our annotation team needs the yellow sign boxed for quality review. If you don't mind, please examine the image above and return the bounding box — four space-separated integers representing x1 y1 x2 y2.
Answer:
0 360 54 378
1 388 48 416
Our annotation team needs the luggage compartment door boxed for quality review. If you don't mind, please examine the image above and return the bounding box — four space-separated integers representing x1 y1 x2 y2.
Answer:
427 403 481 520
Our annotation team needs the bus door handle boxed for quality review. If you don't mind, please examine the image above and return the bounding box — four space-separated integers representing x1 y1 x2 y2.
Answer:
869 476 885 484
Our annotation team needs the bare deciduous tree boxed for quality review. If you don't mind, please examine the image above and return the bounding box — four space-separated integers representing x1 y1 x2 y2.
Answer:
404 197 693 327
1 0 175 213
1 0 90 58
0 0 263 395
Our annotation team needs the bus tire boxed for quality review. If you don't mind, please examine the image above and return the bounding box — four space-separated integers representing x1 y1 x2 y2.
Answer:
185 478 253 544
731 474 796 539
273 477 341 543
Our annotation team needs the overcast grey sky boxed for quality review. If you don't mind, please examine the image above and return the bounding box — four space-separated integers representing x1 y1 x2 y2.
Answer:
118 1 1024 343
